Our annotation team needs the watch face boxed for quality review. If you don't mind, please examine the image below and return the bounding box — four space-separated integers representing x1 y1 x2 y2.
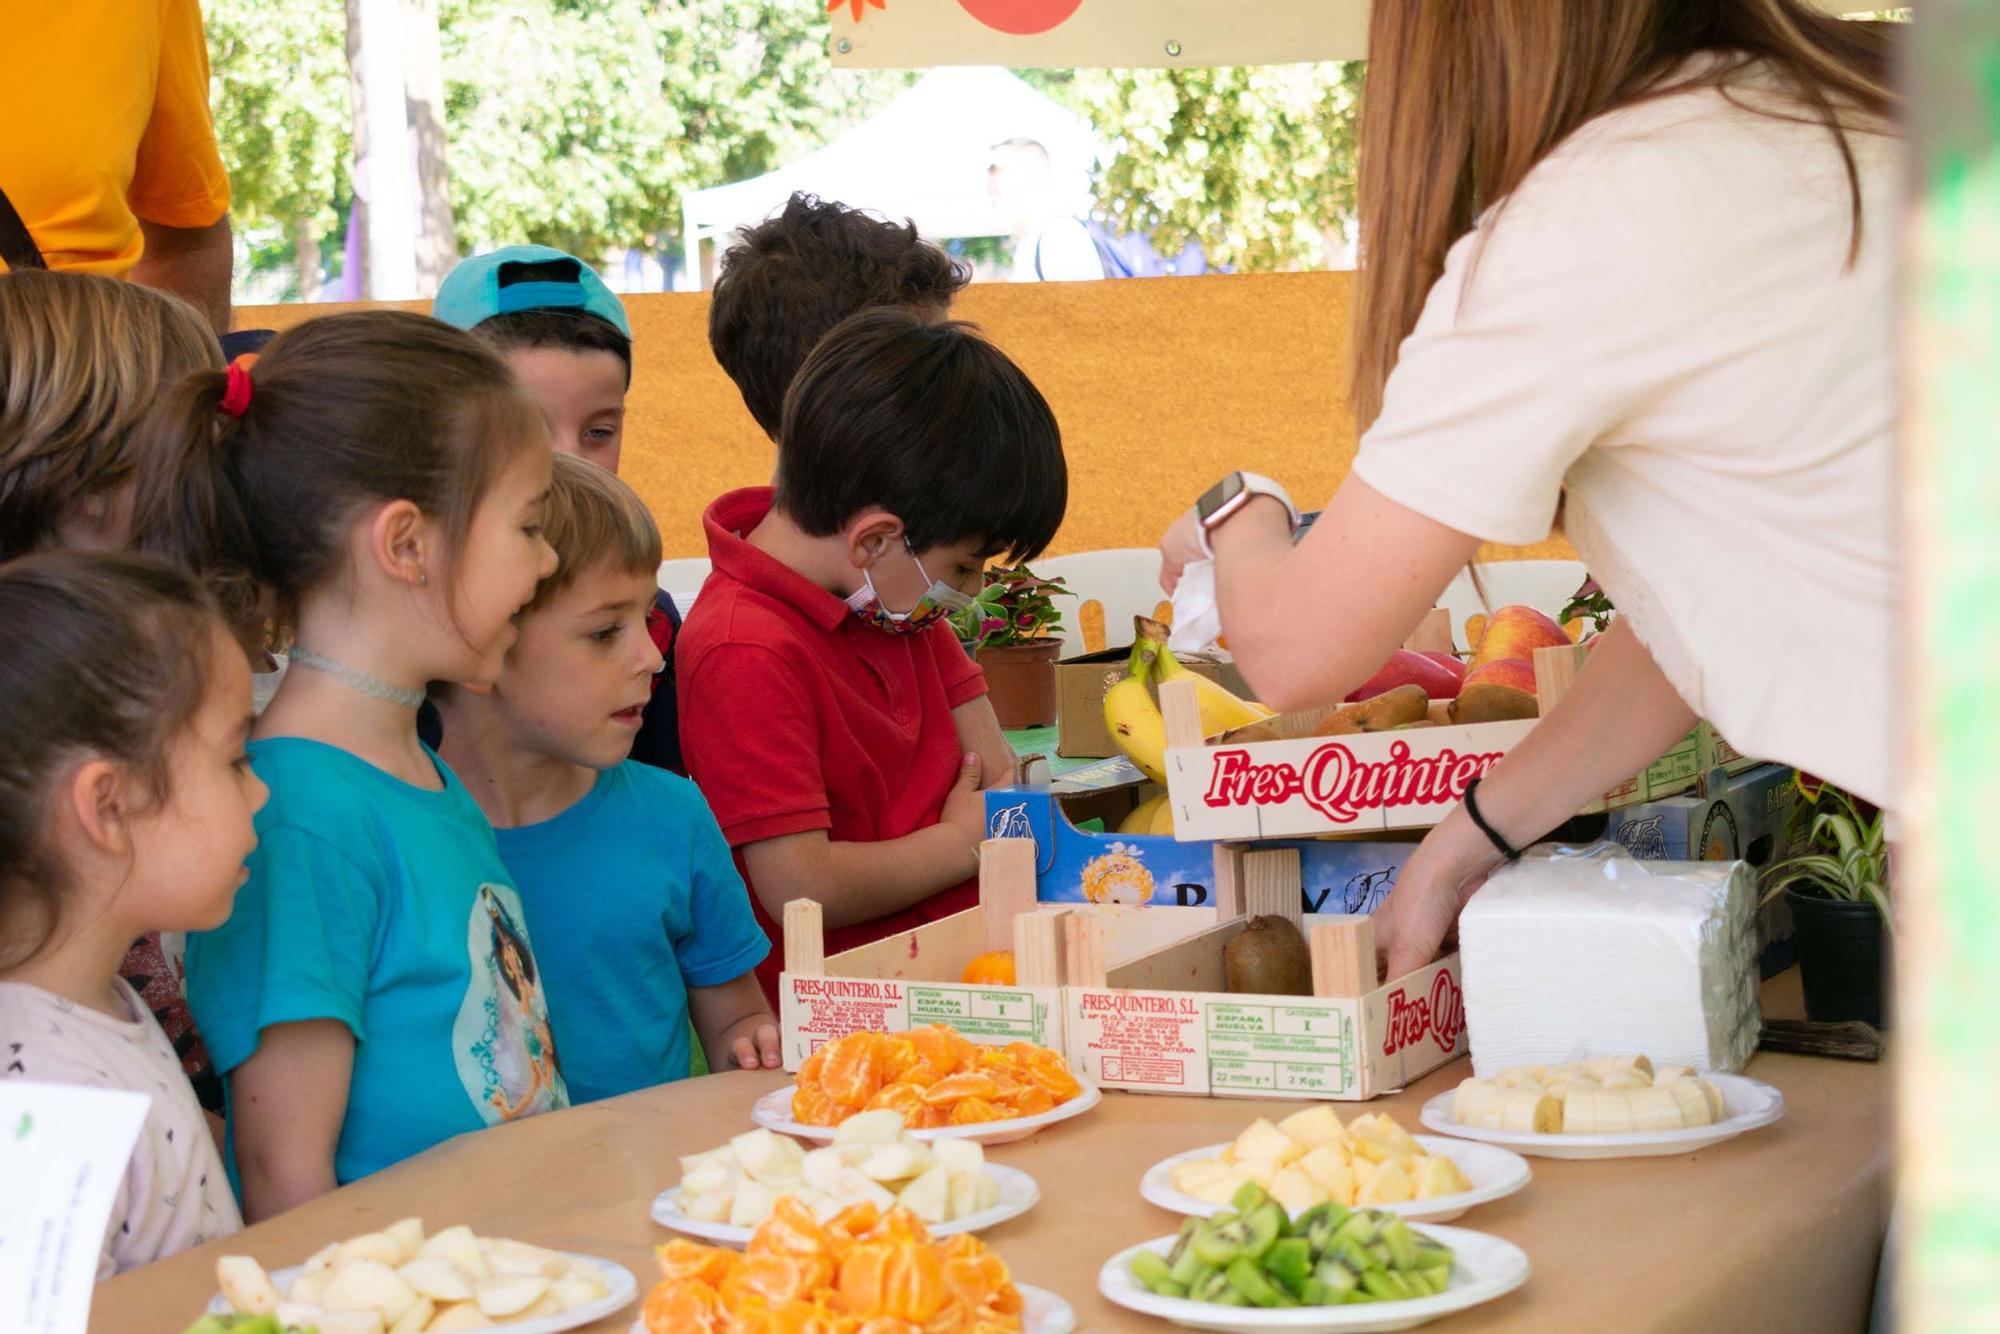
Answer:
1197 472 1246 524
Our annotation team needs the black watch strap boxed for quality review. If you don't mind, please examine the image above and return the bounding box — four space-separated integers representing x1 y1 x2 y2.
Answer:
1463 778 1521 863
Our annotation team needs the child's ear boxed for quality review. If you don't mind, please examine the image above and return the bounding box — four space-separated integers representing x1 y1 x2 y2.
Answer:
61 758 134 860
843 508 904 568
363 499 433 590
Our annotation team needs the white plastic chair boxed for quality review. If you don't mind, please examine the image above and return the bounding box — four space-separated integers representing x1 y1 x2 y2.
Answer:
1033 548 1172 659
657 557 713 618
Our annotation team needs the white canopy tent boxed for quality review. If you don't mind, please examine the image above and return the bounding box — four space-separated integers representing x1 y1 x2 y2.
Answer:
678 67 1102 288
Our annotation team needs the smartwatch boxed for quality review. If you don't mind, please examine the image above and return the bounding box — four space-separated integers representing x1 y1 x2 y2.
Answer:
1195 472 1301 557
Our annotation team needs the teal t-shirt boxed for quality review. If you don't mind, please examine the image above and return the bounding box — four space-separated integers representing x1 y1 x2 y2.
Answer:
493 762 767 1103
185 738 569 1185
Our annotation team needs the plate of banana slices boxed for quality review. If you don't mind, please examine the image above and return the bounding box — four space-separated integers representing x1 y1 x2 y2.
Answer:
1420 1055 1785 1159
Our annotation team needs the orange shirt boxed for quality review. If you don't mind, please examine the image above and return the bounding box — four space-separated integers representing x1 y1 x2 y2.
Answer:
0 0 230 276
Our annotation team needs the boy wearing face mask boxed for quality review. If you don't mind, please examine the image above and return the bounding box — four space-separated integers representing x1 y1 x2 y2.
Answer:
676 309 1068 1006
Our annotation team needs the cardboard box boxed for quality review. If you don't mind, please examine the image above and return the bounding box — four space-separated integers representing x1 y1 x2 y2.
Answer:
1056 847 1467 1101
1055 645 1251 758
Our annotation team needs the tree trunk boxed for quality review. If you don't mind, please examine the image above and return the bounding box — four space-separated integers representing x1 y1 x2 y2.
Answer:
402 0 458 291
344 0 418 297
294 217 323 302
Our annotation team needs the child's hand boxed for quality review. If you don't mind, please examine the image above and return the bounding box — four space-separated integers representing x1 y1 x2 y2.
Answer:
729 1021 784 1070
940 751 986 848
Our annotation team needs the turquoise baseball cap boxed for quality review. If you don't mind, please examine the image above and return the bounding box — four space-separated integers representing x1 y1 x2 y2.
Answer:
432 245 632 339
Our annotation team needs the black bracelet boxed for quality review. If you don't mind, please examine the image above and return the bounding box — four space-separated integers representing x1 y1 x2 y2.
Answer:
1463 778 1521 863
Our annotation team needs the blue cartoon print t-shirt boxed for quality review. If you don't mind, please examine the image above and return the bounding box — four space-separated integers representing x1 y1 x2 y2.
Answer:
186 739 568 1185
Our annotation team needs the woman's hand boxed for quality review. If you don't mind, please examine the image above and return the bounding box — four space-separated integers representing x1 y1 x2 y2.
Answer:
1373 808 1506 981
1158 505 1204 595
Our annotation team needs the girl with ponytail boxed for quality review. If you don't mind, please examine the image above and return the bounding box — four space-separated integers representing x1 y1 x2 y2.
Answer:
131 311 570 1216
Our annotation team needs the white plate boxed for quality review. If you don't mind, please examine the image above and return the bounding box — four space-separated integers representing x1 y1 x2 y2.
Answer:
207 1252 637 1333
751 1080 1101 1146
624 1281 1074 1333
1098 1223 1529 1333
1140 1136 1531 1224
650 1163 1040 1245
1418 1071 1786 1159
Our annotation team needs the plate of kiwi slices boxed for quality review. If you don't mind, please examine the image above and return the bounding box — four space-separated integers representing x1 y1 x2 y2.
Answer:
1099 1184 1528 1332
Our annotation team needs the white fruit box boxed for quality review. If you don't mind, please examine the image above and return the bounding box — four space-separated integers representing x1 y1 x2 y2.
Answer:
1161 645 1746 841
1048 846 1468 1102
776 839 1227 1071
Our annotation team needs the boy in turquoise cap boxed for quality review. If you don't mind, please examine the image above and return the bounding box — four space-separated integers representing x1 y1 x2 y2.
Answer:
432 245 685 773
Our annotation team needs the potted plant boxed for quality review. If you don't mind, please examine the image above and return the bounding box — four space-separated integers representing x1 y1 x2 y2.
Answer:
952 565 1072 729
1760 774 1891 1027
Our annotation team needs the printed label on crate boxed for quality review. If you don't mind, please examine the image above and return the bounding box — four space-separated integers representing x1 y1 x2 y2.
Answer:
1363 959 1468 1090
1204 999 1360 1098
779 975 1057 1070
1166 722 1536 837
1068 990 1209 1093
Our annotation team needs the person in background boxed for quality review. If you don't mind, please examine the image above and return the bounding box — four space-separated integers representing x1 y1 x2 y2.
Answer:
677 309 1065 1008
987 138 1106 283
435 455 779 1102
133 312 566 1217
1154 2 1897 979
707 193 971 442
0 553 259 1275
0 0 232 331
431 245 690 773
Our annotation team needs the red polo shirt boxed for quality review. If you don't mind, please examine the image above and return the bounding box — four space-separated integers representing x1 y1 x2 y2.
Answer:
676 488 987 1006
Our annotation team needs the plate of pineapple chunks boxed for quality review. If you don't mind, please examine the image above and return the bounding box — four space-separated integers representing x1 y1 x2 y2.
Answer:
1420 1055 1785 1159
651 1111 1037 1245
1142 1105 1531 1225
204 1218 637 1333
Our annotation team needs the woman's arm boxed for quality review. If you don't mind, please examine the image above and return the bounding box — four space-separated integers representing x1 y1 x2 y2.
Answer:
1161 475 1481 713
1372 618 1699 978
689 973 783 1071
228 1019 353 1221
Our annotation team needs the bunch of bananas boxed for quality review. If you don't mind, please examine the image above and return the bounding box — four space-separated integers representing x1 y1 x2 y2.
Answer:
1104 617 1272 794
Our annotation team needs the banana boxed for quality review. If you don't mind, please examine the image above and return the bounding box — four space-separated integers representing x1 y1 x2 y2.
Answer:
1150 795 1176 836
1135 616 1274 736
1451 1078 1494 1124
1119 793 1167 835
1562 1087 1595 1134
1104 638 1170 782
1499 1089 1560 1134
1662 1079 1715 1128
1593 1092 1635 1134
1630 1087 1682 1132
1696 1077 1726 1121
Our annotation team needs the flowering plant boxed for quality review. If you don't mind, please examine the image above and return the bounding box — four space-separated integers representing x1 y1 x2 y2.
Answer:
951 564 1072 650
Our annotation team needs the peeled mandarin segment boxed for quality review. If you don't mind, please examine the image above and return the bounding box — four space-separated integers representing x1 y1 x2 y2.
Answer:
1005 1086 1056 1117
919 1072 1004 1107
643 1280 727 1333
864 1082 927 1123
818 1034 894 1108
791 1084 844 1127
948 1096 1004 1125
721 1254 821 1310
660 1237 739 1285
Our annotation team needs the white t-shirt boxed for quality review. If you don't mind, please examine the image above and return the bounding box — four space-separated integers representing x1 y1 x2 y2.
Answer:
1353 68 1899 807
0 977 242 1276
1011 217 1106 282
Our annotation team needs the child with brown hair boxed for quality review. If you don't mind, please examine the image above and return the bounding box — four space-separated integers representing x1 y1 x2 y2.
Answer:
435 454 778 1102
0 551 260 1275
133 310 568 1216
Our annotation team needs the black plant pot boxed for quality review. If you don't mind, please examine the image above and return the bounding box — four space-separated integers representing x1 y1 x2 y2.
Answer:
1786 887 1889 1028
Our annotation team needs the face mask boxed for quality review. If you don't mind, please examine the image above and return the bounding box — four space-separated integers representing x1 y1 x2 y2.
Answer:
844 540 975 635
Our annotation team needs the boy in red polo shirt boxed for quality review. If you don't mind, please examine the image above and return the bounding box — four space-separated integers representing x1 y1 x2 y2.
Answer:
677 308 1068 1005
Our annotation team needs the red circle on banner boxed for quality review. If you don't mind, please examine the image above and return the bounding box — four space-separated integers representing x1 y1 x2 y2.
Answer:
956 0 1085 37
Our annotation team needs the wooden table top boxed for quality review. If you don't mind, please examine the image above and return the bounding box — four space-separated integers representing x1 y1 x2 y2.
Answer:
93 972 1887 1333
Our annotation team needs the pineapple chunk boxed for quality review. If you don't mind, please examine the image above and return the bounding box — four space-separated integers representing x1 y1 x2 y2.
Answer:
1276 1105 1345 1149
832 1109 906 1147
1413 1154 1472 1199
1267 1166 1324 1215
1230 1118 1296 1165
1357 1158 1415 1206
1297 1144 1353 1194
1185 1170 1256 1206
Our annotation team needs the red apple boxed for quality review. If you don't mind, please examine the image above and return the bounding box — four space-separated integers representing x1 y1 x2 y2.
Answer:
1419 652 1468 686
1346 649 1465 703
1448 657 1540 724
1470 605 1571 669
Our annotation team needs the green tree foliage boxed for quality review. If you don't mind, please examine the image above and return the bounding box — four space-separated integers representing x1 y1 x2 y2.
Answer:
1067 63 1363 272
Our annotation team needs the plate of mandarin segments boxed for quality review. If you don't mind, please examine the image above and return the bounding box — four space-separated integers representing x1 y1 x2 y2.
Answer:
627 1284 1074 1334
1418 1072 1784 1159
1140 1137 1531 1225
753 1081 1101 1146
1099 1226 1528 1333
650 1163 1041 1245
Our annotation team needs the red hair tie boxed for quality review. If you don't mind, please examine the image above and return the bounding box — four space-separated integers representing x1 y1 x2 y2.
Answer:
219 359 255 419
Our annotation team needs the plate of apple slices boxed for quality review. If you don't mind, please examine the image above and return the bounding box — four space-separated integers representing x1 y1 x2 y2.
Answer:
206 1219 636 1334
652 1119 1038 1245
1419 1057 1785 1159
1140 1106 1530 1226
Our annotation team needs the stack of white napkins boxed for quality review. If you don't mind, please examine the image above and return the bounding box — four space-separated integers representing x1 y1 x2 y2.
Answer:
1458 847 1761 1075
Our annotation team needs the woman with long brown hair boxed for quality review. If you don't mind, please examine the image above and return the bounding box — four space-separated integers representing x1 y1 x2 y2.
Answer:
1156 3 1899 977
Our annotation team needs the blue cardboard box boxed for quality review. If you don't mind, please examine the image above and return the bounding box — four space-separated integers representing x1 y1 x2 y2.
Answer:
984 784 1415 915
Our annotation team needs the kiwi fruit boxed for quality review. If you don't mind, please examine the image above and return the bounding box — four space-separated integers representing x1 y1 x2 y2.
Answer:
1225 915 1314 995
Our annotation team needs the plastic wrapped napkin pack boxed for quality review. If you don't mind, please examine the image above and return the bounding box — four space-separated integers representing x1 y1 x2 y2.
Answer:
1458 844 1762 1075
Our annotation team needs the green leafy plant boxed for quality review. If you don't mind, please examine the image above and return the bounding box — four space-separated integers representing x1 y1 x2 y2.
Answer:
1559 576 1615 636
951 565 1071 650
1760 774 1890 924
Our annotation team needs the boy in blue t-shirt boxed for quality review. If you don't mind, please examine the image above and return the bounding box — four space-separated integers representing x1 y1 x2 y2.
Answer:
434 454 779 1100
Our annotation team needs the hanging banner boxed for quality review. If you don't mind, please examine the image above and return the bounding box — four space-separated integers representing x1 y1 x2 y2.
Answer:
828 0 1902 71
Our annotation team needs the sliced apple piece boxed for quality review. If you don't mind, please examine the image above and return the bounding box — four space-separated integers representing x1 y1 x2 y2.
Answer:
831 1109 906 1147
424 1299 494 1331
416 1226 488 1282
473 1274 550 1319
897 1164 951 1224
398 1257 474 1304
216 1255 280 1315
